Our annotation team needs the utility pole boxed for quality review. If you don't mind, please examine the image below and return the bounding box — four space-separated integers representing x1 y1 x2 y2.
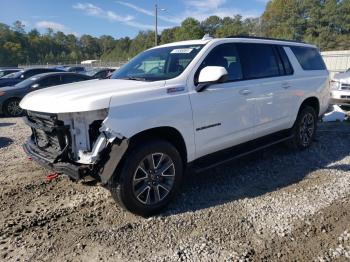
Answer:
155 3 158 46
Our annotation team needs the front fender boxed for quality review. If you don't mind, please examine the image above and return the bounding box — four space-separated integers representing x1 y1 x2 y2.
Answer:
103 92 195 162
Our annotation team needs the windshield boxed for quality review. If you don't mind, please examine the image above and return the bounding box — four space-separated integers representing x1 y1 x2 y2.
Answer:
14 76 38 88
111 44 204 81
85 69 100 76
2 70 23 79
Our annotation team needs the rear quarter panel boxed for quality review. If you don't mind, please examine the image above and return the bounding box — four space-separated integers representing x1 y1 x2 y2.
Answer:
285 47 330 123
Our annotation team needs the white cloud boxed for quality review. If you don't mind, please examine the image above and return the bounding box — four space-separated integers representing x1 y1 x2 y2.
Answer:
73 3 103 16
116 0 260 28
186 0 227 10
35 21 79 36
183 0 261 21
73 2 168 31
116 1 181 24
36 21 67 31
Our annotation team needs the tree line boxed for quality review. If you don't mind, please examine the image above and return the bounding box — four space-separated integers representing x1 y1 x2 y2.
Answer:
0 0 349 66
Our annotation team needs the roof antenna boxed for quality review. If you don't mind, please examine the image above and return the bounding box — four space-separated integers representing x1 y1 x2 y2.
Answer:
202 34 213 40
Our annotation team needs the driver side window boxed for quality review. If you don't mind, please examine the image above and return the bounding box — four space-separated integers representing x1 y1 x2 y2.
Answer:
197 43 243 83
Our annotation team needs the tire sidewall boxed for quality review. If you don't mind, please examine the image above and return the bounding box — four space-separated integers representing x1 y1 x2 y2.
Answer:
293 106 317 149
112 140 183 216
4 98 23 117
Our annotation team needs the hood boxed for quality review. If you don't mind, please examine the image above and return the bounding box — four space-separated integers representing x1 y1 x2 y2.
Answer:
333 71 350 83
20 79 166 113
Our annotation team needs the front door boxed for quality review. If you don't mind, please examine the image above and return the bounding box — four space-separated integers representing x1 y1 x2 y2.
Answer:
189 43 256 158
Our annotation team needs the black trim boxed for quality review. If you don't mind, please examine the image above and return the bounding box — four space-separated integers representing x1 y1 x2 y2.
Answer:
196 123 221 131
190 129 294 173
23 139 88 180
226 35 307 44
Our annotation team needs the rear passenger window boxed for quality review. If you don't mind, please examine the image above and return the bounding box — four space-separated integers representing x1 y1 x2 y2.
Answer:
290 46 326 70
199 43 243 82
237 43 280 79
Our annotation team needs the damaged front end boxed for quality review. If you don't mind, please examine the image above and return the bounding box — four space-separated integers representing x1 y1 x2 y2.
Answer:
23 109 128 183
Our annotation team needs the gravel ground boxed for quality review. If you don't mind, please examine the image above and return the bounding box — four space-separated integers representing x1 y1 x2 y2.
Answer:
0 116 350 261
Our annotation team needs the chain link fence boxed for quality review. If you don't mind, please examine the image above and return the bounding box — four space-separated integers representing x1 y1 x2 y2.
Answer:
321 50 350 78
18 61 127 69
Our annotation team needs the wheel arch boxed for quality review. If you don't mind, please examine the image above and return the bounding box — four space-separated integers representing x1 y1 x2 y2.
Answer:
102 126 188 185
128 126 188 165
299 96 320 117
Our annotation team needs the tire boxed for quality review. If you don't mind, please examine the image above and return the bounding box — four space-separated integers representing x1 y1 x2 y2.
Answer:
3 98 24 117
108 139 184 217
287 106 317 150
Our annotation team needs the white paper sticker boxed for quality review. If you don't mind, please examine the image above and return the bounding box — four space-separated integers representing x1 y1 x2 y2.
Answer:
171 48 193 54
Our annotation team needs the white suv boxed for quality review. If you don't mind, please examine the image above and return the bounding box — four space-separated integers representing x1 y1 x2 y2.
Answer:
20 36 330 216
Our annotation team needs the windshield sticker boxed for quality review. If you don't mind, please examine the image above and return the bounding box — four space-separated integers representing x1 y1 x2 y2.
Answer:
171 48 194 54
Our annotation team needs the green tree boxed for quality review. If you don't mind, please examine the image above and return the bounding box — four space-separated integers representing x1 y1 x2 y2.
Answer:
174 18 204 41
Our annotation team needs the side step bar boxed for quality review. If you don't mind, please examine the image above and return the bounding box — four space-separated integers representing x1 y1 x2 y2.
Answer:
192 133 294 174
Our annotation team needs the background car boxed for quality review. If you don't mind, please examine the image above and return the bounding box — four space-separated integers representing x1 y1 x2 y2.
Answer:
330 70 350 105
0 68 22 78
84 68 115 79
0 68 64 88
65 66 86 73
0 72 91 117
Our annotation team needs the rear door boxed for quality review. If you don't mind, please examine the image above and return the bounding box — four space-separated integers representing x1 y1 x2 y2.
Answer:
236 43 294 137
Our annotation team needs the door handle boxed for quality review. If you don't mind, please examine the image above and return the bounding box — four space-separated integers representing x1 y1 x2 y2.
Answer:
239 89 252 95
281 82 291 89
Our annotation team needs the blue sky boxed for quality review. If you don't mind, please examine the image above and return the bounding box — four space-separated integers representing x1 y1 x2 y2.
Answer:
1 0 269 38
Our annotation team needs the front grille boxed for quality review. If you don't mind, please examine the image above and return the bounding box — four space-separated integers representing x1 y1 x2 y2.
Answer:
341 83 350 90
340 95 350 99
26 111 71 161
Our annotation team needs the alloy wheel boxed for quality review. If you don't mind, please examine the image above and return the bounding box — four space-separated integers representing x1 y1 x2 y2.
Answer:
7 100 23 117
132 153 175 205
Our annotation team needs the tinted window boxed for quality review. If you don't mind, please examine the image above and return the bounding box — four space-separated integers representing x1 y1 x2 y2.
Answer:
95 71 107 79
290 46 326 70
199 43 243 82
277 46 294 75
37 75 62 88
237 43 280 79
62 74 88 84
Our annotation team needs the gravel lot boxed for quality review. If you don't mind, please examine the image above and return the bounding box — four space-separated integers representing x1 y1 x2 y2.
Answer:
0 116 350 261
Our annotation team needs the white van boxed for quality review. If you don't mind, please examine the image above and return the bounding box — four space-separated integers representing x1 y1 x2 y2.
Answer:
20 36 330 216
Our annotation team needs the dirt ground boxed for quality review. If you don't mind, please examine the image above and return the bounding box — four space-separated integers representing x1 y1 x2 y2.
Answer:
0 117 350 261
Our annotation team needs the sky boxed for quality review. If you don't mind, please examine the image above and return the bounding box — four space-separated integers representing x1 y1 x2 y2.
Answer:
0 0 269 38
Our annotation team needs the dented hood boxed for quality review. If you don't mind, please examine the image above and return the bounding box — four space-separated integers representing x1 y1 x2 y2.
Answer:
20 79 165 113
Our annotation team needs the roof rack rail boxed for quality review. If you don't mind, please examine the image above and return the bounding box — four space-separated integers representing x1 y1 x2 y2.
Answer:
226 35 306 44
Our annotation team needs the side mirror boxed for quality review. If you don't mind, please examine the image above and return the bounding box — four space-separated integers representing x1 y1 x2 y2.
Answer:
31 83 39 89
196 66 228 92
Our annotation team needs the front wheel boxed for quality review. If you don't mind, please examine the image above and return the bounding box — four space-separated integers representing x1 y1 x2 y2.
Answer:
288 106 317 149
3 98 24 117
108 139 183 217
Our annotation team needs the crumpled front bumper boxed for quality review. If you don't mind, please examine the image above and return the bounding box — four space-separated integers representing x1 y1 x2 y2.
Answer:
23 139 89 180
